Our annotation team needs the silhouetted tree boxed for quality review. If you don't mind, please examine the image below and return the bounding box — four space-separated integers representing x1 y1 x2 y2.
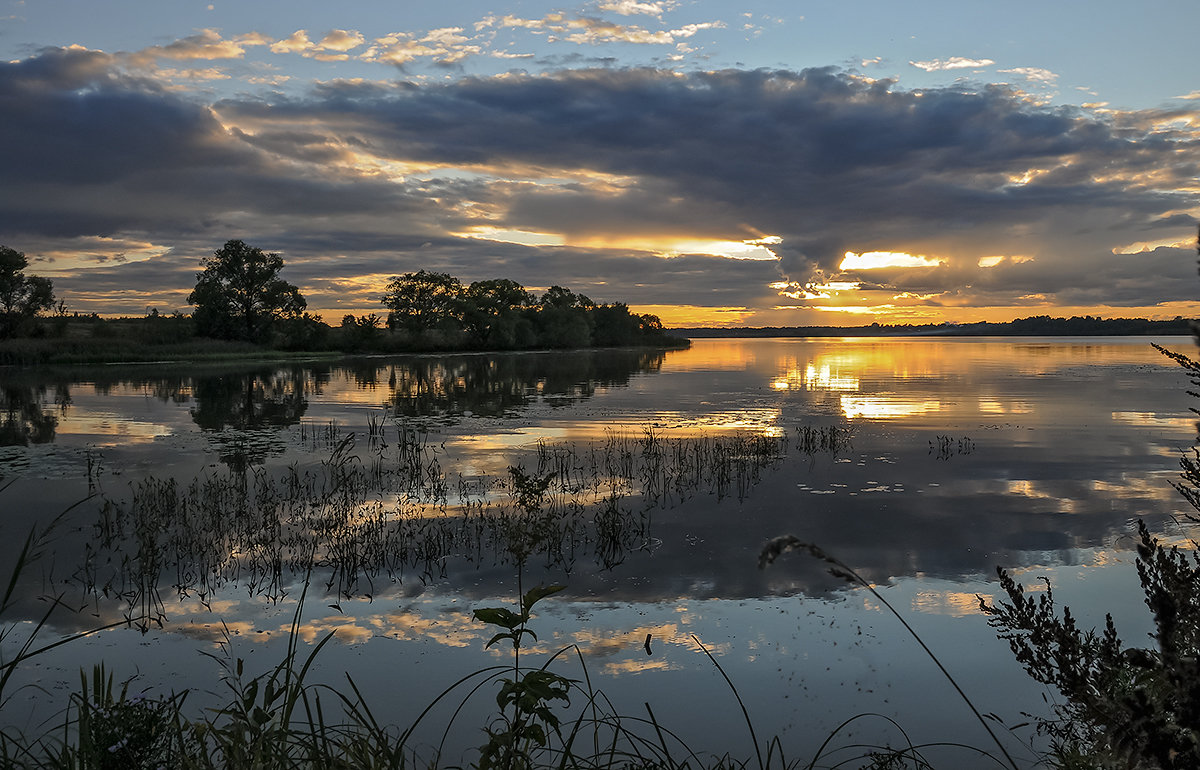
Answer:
540 285 593 310
339 313 383 351
462 278 536 347
381 270 463 334
275 311 329 351
592 302 642 346
0 245 55 339
188 240 306 343
536 285 594 348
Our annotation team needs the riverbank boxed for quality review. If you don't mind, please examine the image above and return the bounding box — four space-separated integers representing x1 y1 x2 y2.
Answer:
0 332 690 367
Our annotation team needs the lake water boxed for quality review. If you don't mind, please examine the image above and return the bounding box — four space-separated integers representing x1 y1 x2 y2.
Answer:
0 336 1196 767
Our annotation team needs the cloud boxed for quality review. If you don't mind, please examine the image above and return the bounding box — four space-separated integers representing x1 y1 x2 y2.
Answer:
2 49 1198 323
910 56 995 72
999 67 1059 85
477 13 720 46
268 29 378 62
155 66 231 82
365 28 482 66
318 30 366 52
270 30 313 54
145 28 252 61
597 1 677 17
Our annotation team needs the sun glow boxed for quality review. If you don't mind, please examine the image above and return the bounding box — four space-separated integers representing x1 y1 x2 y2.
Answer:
839 251 944 270
664 236 780 260
567 234 782 261
1112 236 1195 254
457 226 566 246
639 304 758 327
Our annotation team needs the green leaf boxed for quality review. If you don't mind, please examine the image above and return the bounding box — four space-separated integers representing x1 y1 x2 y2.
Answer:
526 723 548 746
484 631 516 649
474 607 522 630
242 679 259 710
521 584 566 613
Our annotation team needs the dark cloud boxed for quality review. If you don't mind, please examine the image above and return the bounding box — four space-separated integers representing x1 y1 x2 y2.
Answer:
0 48 447 244
2 49 1197 319
219 67 1197 267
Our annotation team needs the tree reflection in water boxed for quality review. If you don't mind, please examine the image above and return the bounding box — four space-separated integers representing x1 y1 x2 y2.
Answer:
378 349 667 420
190 367 311 470
0 384 59 446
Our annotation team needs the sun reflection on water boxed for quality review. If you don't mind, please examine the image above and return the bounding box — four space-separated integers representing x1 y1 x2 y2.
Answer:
840 396 943 419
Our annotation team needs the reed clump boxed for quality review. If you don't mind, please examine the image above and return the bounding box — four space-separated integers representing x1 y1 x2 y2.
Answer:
63 421 835 616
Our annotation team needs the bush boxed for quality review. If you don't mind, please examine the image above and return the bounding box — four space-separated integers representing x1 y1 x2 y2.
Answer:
982 522 1200 769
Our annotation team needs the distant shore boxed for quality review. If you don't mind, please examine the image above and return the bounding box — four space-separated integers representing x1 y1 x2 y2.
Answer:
670 315 1192 338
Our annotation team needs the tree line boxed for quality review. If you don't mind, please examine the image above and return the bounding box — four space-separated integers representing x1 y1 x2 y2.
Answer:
677 315 1193 338
0 240 679 354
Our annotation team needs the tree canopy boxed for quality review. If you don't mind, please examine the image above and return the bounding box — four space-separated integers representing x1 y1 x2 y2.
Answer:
381 270 463 334
462 278 536 347
0 245 55 339
188 240 307 343
374 271 669 350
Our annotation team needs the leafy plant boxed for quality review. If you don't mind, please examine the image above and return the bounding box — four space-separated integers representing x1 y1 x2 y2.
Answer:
472 465 575 770
193 583 338 768
473 583 573 770
981 521 1200 769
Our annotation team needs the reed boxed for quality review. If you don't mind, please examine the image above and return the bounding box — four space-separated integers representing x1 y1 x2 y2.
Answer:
61 423 807 616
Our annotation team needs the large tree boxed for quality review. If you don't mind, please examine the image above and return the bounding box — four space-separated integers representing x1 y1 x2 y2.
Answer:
462 278 536 347
536 285 594 348
188 240 306 343
0 246 55 339
381 270 463 334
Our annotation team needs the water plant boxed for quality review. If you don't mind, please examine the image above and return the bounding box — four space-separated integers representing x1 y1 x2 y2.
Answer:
1 417 875 768
60 424 793 618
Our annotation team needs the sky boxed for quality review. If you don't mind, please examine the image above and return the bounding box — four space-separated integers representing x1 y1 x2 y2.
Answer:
2 0 1199 327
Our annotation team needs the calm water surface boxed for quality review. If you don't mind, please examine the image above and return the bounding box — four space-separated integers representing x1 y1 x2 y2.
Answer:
0 337 1195 766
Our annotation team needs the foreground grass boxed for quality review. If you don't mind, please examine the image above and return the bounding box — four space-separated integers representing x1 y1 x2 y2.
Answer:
1 585 1017 770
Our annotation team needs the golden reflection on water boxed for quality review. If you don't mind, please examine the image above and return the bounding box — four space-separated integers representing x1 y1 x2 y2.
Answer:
1110 411 1195 429
57 413 173 443
670 336 1194 423
839 396 942 419
1091 474 1179 503
658 340 763 371
910 591 984 617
